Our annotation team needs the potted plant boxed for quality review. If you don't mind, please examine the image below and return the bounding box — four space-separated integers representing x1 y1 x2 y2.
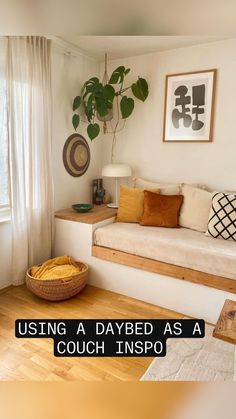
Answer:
72 63 149 161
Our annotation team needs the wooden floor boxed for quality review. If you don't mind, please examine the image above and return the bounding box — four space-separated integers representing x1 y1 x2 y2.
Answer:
0 285 184 381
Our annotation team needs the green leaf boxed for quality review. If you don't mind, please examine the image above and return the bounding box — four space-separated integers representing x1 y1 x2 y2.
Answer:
115 66 125 74
95 97 109 117
92 82 103 94
83 77 99 88
88 77 99 84
72 114 80 130
86 94 94 112
109 66 125 84
84 106 93 123
72 96 81 111
103 84 115 102
109 72 119 84
87 123 100 140
82 77 100 93
84 94 95 122
83 85 94 98
131 78 149 102
120 96 134 119
124 68 130 75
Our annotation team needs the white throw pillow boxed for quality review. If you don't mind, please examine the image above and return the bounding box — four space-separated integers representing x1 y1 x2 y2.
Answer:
207 192 236 241
181 182 208 191
134 177 180 195
179 184 213 232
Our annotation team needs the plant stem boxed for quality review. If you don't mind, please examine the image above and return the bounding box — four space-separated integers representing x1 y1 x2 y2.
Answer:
115 85 132 96
111 95 120 163
105 120 126 135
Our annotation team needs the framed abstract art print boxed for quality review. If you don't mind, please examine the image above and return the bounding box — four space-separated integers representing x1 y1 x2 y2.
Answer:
163 69 216 142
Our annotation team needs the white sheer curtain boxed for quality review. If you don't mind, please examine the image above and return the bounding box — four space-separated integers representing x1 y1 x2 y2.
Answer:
0 38 8 208
7 36 54 285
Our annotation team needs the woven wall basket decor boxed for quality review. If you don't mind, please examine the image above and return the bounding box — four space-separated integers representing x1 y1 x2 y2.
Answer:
63 133 91 177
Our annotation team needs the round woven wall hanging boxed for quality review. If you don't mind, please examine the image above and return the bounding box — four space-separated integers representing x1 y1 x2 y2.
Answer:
63 133 91 177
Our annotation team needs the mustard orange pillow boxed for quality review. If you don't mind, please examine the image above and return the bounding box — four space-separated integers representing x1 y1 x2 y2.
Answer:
140 190 184 227
116 185 160 223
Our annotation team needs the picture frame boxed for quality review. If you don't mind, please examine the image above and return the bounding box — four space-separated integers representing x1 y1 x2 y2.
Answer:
163 69 217 142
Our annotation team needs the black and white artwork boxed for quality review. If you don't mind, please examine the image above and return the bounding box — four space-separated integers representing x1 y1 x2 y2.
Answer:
163 70 216 142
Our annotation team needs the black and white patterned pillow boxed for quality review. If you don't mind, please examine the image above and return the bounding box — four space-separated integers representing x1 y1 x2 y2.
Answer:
207 192 236 241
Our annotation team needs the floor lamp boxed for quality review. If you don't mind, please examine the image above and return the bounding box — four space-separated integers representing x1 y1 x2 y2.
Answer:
102 163 132 208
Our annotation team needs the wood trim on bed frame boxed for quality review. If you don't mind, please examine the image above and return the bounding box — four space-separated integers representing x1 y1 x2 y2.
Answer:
92 245 236 294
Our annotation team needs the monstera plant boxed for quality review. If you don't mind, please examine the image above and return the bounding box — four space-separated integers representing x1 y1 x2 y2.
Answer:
72 65 149 160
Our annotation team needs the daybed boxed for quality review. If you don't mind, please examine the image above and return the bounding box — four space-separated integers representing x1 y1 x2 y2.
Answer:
94 222 236 281
54 202 236 323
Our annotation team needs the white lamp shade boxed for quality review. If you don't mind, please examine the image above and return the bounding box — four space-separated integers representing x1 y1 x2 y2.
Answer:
102 163 132 178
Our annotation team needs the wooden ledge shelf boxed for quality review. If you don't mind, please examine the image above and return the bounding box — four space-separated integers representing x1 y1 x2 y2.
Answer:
55 205 117 224
213 299 236 344
92 245 236 294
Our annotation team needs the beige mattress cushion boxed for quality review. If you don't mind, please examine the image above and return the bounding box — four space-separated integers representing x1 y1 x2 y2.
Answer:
94 222 236 280
134 177 180 195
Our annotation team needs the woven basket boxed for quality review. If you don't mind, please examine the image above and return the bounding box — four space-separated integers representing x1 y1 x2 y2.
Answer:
25 261 88 301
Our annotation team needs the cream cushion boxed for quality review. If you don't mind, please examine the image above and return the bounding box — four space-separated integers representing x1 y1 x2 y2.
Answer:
94 222 236 280
206 192 236 241
116 185 145 223
134 178 207 195
134 178 180 195
181 182 208 191
179 184 213 232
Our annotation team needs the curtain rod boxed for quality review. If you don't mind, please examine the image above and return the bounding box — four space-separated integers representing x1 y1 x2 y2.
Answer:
1 35 96 61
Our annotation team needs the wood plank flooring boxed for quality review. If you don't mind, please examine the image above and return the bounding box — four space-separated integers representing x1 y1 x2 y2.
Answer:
0 284 184 381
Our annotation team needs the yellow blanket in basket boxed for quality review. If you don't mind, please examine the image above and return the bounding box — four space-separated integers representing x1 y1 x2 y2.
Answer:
30 256 83 280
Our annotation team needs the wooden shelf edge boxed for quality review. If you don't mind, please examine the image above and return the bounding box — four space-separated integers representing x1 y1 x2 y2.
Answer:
213 299 236 344
92 245 236 294
212 331 236 345
55 206 117 224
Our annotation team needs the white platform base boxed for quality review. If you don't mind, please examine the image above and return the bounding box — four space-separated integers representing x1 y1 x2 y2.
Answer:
53 217 236 324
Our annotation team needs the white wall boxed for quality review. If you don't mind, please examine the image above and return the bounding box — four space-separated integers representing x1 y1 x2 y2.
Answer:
52 47 102 210
102 38 236 192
